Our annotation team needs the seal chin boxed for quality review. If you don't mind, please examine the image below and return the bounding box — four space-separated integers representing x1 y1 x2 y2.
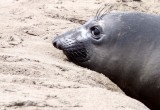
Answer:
63 45 89 63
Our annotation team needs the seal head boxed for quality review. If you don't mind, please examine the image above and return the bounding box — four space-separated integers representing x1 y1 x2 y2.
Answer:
53 16 113 69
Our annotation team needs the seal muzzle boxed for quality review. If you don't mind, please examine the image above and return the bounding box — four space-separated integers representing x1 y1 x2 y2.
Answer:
53 37 89 62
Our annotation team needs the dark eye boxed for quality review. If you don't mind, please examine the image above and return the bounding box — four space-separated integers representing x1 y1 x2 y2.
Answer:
90 26 102 39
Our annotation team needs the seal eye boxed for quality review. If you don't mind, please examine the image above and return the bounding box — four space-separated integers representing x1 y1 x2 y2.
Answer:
90 26 101 39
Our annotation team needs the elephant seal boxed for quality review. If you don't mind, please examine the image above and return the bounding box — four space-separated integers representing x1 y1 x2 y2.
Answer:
52 11 160 109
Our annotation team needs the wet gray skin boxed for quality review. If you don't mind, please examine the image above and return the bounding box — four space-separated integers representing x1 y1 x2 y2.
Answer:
53 12 160 110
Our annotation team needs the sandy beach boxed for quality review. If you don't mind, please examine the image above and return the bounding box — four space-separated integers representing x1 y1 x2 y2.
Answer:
1 0 160 109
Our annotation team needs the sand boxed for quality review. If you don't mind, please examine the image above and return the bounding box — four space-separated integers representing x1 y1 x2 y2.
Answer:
1 0 160 109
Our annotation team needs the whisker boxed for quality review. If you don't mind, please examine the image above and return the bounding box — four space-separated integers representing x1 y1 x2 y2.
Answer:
77 50 86 57
95 7 101 20
100 4 113 19
95 5 105 20
97 6 106 20
95 3 113 20
74 51 79 56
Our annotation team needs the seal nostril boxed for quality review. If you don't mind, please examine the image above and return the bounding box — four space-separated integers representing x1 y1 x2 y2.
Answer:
53 39 58 48
53 41 57 48
52 38 63 50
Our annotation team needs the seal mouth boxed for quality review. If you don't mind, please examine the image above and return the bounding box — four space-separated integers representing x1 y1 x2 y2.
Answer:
63 44 89 62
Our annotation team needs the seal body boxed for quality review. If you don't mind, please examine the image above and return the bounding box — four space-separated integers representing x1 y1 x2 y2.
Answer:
53 12 160 109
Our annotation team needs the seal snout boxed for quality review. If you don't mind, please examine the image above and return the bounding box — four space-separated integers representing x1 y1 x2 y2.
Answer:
53 38 63 50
